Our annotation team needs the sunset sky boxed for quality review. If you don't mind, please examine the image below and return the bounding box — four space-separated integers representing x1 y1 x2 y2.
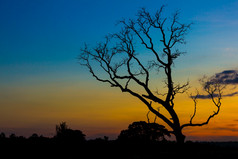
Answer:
0 0 238 141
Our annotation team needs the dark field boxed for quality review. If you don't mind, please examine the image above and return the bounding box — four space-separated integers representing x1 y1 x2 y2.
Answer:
1 137 238 158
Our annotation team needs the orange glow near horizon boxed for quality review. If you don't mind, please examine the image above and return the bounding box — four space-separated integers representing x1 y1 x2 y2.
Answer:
0 79 238 141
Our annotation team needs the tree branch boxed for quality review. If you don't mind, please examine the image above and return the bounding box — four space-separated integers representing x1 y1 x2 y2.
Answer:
181 78 224 129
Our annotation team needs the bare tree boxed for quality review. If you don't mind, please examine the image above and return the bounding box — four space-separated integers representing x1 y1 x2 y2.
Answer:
79 6 223 143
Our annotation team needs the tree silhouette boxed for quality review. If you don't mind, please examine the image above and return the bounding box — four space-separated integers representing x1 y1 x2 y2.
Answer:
55 122 86 143
118 121 170 143
79 6 223 143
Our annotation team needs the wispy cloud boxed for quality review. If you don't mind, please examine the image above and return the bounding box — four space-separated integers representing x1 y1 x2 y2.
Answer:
195 1 238 27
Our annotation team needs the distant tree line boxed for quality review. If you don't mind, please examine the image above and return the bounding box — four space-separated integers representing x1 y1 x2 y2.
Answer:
0 121 170 144
0 122 238 158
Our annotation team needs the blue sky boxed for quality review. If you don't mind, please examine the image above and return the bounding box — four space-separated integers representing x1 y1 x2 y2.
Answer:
1 0 238 83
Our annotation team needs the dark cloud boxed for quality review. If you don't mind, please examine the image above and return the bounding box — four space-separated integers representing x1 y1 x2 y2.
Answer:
210 126 238 132
213 70 238 84
192 92 238 99
194 69 238 99
191 70 238 99
193 94 215 99
223 91 238 97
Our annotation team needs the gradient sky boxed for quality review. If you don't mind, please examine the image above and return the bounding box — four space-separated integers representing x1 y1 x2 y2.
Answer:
0 0 238 141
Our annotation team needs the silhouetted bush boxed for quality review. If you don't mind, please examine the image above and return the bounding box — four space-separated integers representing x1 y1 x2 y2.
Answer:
0 132 5 139
9 133 17 139
29 133 39 139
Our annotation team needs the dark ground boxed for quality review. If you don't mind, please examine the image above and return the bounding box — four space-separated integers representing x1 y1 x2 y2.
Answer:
1 138 238 158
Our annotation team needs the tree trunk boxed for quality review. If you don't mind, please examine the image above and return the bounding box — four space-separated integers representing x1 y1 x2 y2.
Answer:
175 131 185 144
